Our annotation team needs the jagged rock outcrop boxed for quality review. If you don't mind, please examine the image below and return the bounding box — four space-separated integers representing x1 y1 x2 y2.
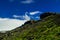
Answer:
40 12 56 19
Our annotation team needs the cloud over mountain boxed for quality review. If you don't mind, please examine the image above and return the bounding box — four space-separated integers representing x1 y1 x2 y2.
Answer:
0 18 27 31
0 11 41 31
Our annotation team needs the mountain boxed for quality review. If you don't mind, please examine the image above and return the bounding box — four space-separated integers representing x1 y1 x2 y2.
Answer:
0 12 60 40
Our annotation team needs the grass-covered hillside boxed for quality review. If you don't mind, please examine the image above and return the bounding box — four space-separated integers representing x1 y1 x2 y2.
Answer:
0 12 60 40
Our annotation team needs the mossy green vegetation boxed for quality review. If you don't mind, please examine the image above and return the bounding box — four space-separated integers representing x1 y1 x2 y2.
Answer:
0 12 60 40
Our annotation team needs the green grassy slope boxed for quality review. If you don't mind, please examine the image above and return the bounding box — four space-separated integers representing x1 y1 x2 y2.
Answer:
0 12 60 40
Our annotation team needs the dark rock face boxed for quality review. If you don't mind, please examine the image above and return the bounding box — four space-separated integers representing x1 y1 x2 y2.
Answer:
40 12 56 19
24 20 36 25
24 21 32 25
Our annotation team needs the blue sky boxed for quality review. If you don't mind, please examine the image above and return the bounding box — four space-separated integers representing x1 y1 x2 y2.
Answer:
0 0 60 19
0 0 60 31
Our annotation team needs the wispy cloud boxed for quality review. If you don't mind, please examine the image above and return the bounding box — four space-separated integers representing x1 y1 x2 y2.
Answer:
23 13 30 20
13 12 30 21
21 0 34 4
13 11 42 20
30 11 42 15
13 15 23 18
0 18 27 32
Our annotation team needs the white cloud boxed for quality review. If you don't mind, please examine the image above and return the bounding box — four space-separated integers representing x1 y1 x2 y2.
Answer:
13 15 22 18
0 12 31 32
23 12 30 20
29 11 42 15
21 0 34 4
13 12 30 21
0 18 27 32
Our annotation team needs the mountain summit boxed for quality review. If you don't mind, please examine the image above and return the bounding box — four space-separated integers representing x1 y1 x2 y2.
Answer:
0 12 60 40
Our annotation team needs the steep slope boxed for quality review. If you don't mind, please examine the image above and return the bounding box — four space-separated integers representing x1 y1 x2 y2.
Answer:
0 12 60 40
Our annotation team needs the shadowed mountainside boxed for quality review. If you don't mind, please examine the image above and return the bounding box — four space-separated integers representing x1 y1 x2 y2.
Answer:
0 12 60 40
